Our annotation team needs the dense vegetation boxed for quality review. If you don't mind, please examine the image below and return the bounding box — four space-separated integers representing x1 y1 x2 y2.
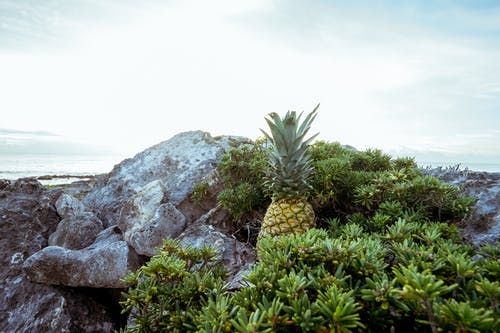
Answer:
121 141 499 332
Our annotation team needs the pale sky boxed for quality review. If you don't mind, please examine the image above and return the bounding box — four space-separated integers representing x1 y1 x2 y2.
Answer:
1 0 499 163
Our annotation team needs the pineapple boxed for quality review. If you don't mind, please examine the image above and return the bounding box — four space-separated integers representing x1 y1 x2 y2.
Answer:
258 104 319 239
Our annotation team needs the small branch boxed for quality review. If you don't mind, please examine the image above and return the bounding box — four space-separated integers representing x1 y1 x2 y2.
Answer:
422 299 438 333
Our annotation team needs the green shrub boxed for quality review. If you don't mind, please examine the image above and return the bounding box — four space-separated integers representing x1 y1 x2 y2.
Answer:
120 240 227 332
121 228 499 332
215 140 474 231
216 141 269 219
351 148 392 172
192 181 210 205
217 182 263 220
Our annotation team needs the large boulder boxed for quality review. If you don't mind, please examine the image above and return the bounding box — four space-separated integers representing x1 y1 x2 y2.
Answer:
49 211 104 250
424 168 500 245
83 131 248 227
117 180 187 256
51 192 105 250
55 193 86 219
23 226 141 288
0 179 117 332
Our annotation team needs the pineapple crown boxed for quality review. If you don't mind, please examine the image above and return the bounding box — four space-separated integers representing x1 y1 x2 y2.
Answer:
260 104 319 200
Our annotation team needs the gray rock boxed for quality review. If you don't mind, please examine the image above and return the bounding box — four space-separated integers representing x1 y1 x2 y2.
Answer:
424 168 500 245
154 203 187 239
55 193 85 219
118 180 186 256
49 211 104 250
122 202 186 256
23 226 140 288
83 131 249 227
117 180 166 235
4 285 116 333
0 178 117 332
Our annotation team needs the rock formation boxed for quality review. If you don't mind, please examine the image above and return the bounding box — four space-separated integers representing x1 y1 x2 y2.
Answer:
0 179 117 332
83 131 249 227
1 131 255 332
24 226 141 288
424 167 500 245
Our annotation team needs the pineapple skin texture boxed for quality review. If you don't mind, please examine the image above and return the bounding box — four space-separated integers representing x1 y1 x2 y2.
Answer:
259 198 315 239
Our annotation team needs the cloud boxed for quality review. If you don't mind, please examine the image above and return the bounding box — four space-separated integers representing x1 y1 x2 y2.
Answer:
0 0 499 161
0 128 113 155
0 128 59 137
0 0 172 50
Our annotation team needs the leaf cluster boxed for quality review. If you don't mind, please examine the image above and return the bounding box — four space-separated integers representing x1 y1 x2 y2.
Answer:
216 140 474 240
120 239 227 332
309 141 474 224
121 226 499 332
260 105 319 199
216 141 270 220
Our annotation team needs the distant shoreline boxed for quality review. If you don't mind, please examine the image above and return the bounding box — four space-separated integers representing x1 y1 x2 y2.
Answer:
35 174 101 186
35 174 97 180
0 153 122 183
417 162 500 173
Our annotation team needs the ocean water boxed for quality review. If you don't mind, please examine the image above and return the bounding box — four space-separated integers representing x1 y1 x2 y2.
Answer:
417 161 500 173
0 154 125 182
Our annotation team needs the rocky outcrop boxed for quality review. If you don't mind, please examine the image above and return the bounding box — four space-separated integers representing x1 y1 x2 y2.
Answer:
83 131 248 227
1 132 253 332
424 168 500 245
0 179 117 332
24 226 141 288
